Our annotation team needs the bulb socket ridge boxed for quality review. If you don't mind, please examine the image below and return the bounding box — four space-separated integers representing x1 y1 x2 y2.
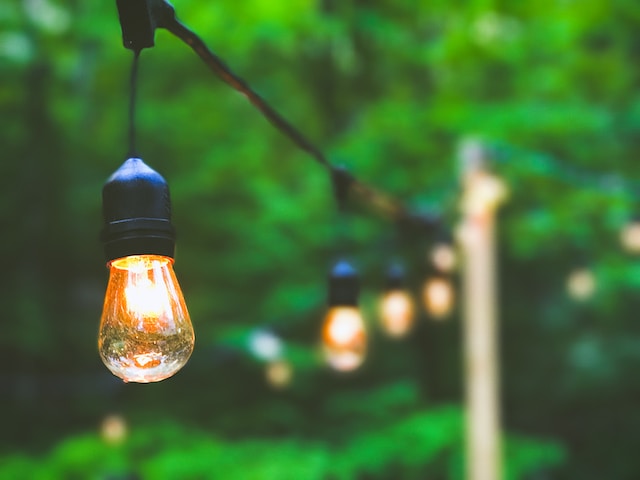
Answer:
328 260 360 307
102 158 175 261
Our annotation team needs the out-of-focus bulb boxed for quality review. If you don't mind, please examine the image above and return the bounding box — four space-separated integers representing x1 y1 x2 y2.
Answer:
621 220 640 253
380 290 415 338
431 243 457 273
266 359 293 389
567 268 596 301
249 329 283 362
100 414 127 446
322 306 367 372
98 254 194 383
423 277 455 319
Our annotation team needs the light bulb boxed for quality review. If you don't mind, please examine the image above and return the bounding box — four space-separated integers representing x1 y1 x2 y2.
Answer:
249 329 283 362
380 290 415 338
322 306 367 372
431 243 457 273
266 359 293 389
98 254 194 383
100 414 127 446
567 268 596 301
423 277 455 319
621 220 640 253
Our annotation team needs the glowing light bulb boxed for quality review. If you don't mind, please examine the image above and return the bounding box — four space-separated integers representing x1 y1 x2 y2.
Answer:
98 254 194 383
249 329 283 362
100 414 128 446
567 268 596 301
423 277 455 319
380 290 415 338
322 306 367 372
621 220 640 253
431 243 457 273
266 359 293 389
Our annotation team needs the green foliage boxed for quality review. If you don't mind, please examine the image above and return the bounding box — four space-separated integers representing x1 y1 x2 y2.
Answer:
0 408 563 480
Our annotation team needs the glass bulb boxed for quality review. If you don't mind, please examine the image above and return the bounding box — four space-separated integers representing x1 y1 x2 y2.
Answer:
98 254 194 383
567 268 596 301
621 221 640 253
322 306 367 372
431 243 457 273
380 290 415 338
100 414 127 446
423 277 454 319
266 360 293 389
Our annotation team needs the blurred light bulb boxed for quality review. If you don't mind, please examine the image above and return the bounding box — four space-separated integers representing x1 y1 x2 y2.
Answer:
380 290 415 338
100 414 127 446
431 243 457 273
98 254 194 383
567 268 596 301
249 329 283 362
322 306 367 372
621 221 640 253
423 277 455 319
266 359 293 389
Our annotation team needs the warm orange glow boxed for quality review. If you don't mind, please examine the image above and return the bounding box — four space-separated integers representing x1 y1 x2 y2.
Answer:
266 360 293 389
621 221 640 253
98 254 194 383
380 290 415 338
322 306 367 372
423 277 455 319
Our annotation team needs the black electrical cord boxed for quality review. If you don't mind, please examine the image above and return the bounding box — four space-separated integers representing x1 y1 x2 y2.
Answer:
115 0 440 230
127 49 141 158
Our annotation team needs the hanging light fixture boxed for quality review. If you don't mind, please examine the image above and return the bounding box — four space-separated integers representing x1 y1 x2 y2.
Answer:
322 260 367 372
98 157 194 383
379 263 415 338
423 230 456 320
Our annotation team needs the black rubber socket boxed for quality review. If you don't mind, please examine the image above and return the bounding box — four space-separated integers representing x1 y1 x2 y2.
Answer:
327 260 360 307
101 158 175 262
385 263 405 290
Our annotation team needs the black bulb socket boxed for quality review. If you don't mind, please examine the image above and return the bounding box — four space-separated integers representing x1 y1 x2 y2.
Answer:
385 263 405 291
328 260 360 307
101 158 175 262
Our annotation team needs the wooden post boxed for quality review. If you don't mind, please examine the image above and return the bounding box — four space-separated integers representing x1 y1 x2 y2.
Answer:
458 139 507 480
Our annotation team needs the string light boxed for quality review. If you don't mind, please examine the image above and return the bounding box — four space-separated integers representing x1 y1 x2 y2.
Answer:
379 264 415 338
431 242 457 273
100 414 128 446
99 158 194 383
265 359 293 389
423 274 455 320
322 261 367 372
567 267 596 301
248 329 283 362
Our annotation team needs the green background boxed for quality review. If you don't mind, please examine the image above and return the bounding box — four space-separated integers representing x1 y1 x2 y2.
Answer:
1 0 638 477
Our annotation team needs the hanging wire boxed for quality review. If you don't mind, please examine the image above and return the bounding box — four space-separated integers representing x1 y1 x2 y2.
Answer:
127 49 141 158
150 4 433 228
